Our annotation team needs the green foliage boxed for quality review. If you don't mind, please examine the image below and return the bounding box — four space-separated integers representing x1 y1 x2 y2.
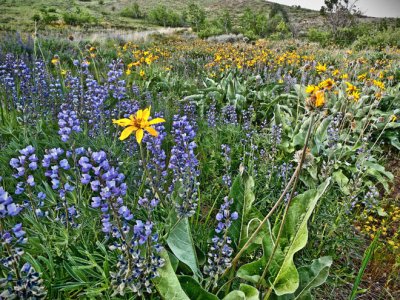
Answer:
237 179 331 296
186 3 206 32
154 250 190 299
148 5 185 27
166 217 200 277
120 2 143 19
62 8 96 26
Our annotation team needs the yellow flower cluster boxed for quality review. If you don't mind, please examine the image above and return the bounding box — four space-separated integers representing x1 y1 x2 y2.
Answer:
356 204 400 251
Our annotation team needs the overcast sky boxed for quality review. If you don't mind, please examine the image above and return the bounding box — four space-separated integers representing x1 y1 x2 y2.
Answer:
269 0 400 18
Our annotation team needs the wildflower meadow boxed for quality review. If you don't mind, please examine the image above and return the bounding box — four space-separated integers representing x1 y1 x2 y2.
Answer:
0 5 399 299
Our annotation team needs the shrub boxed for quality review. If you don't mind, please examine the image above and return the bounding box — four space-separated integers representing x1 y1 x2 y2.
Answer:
120 3 143 19
307 28 332 46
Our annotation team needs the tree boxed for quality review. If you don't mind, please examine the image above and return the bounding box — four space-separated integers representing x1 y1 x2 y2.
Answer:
320 0 362 37
218 10 232 34
187 3 206 32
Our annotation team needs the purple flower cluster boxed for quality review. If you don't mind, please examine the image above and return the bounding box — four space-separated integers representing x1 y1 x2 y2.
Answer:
9 145 38 198
327 113 343 149
207 101 217 128
222 105 238 125
107 60 126 101
204 197 238 281
58 104 82 142
221 144 232 188
0 262 47 299
79 150 129 236
169 115 200 217
143 113 167 195
0 187 22 217
110 226 164 296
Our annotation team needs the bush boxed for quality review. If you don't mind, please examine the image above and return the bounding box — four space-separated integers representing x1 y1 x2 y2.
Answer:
353 28 400 50
307 28 332 46
63 9 96 26
120 3 143 19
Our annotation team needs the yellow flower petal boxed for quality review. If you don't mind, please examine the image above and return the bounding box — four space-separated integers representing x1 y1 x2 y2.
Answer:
113 118 133 127
136 109 143 120
145 126 158 137
120 126 137 140
136 128 144 144
148 117 166 125
142 106 151 121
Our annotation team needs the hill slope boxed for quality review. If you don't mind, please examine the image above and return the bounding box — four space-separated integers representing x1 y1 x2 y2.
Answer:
0 0 324 32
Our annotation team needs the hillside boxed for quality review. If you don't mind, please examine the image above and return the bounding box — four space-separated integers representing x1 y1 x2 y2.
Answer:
0 0 324 32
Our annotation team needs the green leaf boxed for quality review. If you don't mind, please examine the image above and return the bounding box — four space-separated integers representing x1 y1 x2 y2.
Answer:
178 276 218 300
294 256 333 299
223 284 259 300
167 218 200 278
332 170 350 195
238 179 331 296
293 118 312 147
154 250 190 300
229 173 256 248
271 179 331 295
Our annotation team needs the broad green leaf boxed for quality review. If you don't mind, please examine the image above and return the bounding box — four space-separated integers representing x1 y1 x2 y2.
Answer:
167 218 200 278
332 170 350 195
229 173 256 248
271 179 331 296
293 118 312 147
153 250 190 300
294 256 332 299
223 284 259 300
178 276 218 300
238 179 331 297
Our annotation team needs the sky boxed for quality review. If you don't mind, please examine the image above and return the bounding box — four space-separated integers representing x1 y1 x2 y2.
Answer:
269 0 400 18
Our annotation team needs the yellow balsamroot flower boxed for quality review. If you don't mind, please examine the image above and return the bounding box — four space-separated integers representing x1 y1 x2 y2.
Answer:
139 70 145 77
373 80 385 90
112 106 165 144
391 115 397 122
315 90 325 107
316 63 327 73
351 90 360 102
60 69 67 76
306 85 319 94
126 69 131 75
318 78 335 90
345 82 357 92
357 73 367 81
341 73 349 79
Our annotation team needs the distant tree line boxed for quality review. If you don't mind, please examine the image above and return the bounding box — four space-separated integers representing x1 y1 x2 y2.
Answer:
119 2 292 40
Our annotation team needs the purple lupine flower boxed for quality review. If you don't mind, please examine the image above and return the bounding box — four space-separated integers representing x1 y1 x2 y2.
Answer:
58 104 81 142
169 115 200 217
204 197 238 281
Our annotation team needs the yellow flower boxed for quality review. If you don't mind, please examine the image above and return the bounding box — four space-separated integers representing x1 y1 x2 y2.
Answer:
306 85 319 94
319 78 335 90
357 73 367 81
373 80 385 90
332 69 339 76
351 91 360 102
51 57 59 65
315 90 325 107
316 63 327 73
126 69 131 75
139 70 145 77
341 73 349 79
391 115 397 122
345 82 358 94
112 106 165 144
60 69 67 75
